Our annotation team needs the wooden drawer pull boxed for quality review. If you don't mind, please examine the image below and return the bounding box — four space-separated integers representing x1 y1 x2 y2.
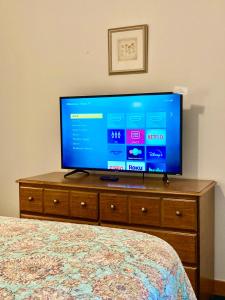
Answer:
80 201 86 207
175 210 182 216
110 204 116 210
141 207 148 213
28 196 33 201
53 199 59 204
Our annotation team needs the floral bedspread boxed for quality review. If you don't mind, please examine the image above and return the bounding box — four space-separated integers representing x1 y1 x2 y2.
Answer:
0 216 196 299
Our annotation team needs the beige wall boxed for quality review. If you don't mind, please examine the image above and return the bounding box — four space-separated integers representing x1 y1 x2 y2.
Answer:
0 0 225 280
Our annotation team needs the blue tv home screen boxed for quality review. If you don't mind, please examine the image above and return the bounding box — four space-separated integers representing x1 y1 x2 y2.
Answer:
60 93 182 174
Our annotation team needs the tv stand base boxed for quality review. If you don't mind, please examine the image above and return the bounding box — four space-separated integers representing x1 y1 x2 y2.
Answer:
64 169 90 178
162 173 170 184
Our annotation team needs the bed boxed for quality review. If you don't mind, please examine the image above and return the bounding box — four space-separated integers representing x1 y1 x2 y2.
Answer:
0 216 196 299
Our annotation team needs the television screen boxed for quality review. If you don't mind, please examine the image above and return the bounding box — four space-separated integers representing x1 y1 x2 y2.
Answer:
60 93 182 174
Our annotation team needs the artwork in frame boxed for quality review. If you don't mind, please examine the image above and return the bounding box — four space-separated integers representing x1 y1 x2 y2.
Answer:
108 24 148 75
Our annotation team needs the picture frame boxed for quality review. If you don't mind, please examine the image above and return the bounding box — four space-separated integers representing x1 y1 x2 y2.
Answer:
108 24 148 75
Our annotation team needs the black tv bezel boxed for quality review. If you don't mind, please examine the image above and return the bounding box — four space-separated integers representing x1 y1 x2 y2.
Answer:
60 92 183 175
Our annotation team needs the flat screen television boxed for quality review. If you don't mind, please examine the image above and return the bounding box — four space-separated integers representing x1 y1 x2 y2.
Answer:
60 92 182 177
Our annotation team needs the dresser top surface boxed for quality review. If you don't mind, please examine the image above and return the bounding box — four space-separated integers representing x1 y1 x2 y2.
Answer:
17 172 215 196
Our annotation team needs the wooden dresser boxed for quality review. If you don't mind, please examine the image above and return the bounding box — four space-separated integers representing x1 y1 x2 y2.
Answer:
17 172 215 299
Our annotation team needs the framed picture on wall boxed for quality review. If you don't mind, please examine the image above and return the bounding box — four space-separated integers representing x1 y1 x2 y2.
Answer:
108 24 148 75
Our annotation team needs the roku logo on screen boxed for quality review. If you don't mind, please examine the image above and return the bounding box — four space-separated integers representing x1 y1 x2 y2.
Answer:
126 162 145 172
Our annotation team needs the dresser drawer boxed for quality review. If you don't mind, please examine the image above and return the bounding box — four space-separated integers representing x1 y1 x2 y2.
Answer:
148 229 197 264
129 196 161 226
70 191 98 220
100 193 128 223
184 266 197 293
162 198 197 230
44 189 69 216
20 187 43 213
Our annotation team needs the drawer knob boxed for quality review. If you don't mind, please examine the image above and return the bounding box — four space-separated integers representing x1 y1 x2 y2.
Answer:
175 210 182 216
53 199 59 204
110 204 115 210
80 201 86 207
28 196 33 201
141 207 147 213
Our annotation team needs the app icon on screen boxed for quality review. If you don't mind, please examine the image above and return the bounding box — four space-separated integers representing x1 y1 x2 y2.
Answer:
108 145 125 161
107 113 125 128
126 129 145 144
146 146 166 160
146 129 166 146
108 161 125 170
126 161 146 172
126 113 145 128
127 146 145 160
146 162 166 173
108 129 125 144
146 112 166 128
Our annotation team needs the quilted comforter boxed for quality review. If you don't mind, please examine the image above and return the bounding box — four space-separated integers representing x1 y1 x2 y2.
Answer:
0 216 196 299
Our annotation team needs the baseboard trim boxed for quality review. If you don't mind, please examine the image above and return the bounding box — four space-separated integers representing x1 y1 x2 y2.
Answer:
214 280 225 296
